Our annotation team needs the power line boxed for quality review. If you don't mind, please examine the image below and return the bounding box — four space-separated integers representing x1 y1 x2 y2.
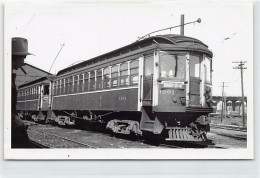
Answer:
21 14 35 36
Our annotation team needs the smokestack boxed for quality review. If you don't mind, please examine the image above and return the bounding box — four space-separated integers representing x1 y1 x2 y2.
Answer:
180 14 184 35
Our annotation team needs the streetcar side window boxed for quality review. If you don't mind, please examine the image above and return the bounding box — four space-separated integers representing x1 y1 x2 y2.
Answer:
73 75 78 93
69 76 73 94
120 62 129 87
31 88 33 98
84 73 89 91
63 78 66 94
79 74 84 92
60 79 63 94
17 90 20 99
111 65 119 88
28 88 30 99
72 76 75 93
103 66 111 89
36 87 39 97
56 81 59 95
96 69 102 90
65 78 69 94
89 71 95 91
53 82 56 96
130 59 139 85
32 87 34 99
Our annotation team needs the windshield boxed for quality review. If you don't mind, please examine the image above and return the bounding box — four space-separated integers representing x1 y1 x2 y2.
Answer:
159 52 186 80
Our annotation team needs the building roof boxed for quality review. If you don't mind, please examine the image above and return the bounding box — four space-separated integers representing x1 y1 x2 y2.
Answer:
13 63 52 87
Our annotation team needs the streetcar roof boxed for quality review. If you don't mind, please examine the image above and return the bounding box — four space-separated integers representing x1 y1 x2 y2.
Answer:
18 75 55 89
57 34 213 76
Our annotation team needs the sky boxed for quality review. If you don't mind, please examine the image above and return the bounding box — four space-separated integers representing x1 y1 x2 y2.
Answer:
5 2 253 96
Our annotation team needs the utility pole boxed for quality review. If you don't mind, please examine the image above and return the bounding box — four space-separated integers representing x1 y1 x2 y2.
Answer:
233 61 247 128
180 14 185 35
219 82 228 123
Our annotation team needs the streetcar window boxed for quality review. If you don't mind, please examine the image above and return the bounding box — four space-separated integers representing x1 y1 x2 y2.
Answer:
32 88 34 99
120 62 129 86
160 52 186 80
68 76 73 93
63 79 66 94
103 67 111 89
53 82 56 96
84 73 89 91
31 88 33 99
71 76 75 93
90 71 95 91
59 80 62 95
55 81 59 95
73 75 79 93
79 74 84 92
189 55 201 78
144 55 154 76
28 88 31 98
60 79 64 94
205 57 212 84
96 69 102 90
43 85 49 95
130 59 139 85
111 65 118 88
65 78 69 94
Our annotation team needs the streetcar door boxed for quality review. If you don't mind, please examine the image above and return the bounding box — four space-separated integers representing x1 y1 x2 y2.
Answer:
142 55 154 106
189 55 201 106
41 84 50 110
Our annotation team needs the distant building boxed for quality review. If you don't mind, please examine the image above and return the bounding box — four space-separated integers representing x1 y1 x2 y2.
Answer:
13 63 52 87
212 96 247 115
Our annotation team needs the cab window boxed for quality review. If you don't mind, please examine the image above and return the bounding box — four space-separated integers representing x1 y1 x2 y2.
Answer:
160 52 186 80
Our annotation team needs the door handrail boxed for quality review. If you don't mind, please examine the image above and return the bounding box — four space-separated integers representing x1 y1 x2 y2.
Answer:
139 75 142 102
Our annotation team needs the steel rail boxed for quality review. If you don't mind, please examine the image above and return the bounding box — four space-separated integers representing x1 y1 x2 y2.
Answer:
28 139 49 148
210 123 247 132
28 129 97 148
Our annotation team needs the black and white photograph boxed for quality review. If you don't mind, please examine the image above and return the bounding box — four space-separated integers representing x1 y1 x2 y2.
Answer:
4 2 253 159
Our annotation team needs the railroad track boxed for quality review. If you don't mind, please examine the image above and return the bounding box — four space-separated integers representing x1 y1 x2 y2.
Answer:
28 139 49 148
210 124 247 140
27 129 97 148
210 123 247 132
25 121 230 149
159 142 225 149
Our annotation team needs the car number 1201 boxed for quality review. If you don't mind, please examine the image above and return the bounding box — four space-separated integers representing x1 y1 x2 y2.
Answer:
160 89 175 95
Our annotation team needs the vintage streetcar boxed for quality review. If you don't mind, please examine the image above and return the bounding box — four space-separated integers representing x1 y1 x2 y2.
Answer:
17 34 213 142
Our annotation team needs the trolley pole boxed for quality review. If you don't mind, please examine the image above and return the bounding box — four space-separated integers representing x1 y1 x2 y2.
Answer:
49 43 65 73
233 61 247 128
